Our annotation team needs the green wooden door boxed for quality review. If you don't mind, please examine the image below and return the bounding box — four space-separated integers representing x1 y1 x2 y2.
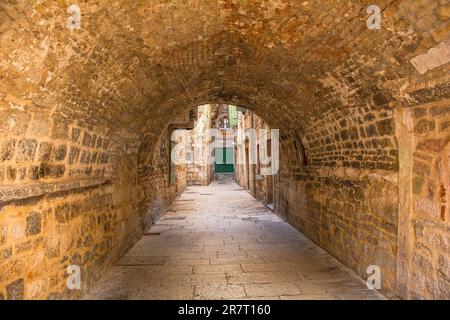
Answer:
215 147 234 173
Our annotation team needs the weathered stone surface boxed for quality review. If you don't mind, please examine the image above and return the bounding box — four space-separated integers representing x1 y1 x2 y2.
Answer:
16 139 37 162
0 225 6 245
51 116 69 140
25 212 41 236
409 99 450 299
82 133 92 148
377 119 395 136
415 119 436 135
6 279 24 300
417 139 443 153
54 145 67 161
0 247 12 264
413 176 425 195
0 139 16 162
38 142 53 161
67 147 80 165
54 204 71 224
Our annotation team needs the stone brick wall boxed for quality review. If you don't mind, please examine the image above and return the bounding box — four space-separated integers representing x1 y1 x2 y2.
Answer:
186 105 213 186
0 111 114 185
237 98 450 299
277 168 398 294
408 98 450 299
0 103 142 299
0 153 141 299
0 108 187 299
236 109 400 294
303 107 398 171
288 107 401 293
137 125 187 228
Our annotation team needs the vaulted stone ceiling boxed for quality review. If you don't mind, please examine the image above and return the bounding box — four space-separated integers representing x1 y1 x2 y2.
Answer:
1 0 449 141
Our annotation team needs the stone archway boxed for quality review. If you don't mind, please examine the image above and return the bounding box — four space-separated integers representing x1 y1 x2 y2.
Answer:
0 1 449 300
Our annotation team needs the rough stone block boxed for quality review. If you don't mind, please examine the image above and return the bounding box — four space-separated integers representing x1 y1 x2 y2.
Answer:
415 119 436 135
16 139 37 162
55 204 71 224
51 116 69 139
82 132 92 147
413 176 425 195
72 128 81 143
365 124 378 137
54 145 67 161
68 146 80 164
0 247 12 263
377 119 395 136
25 211 42 236
0 139 16 162
0 224 6 245
417 139 443 153
38 142 53 161
6 279 24 300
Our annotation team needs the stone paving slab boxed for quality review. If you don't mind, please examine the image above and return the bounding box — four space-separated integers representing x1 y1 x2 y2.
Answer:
84 181 387 300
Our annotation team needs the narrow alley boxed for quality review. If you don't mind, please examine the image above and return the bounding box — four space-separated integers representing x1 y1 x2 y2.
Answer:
85 181 385 300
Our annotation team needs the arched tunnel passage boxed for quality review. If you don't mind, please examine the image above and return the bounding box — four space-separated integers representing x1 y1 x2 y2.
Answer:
84 103 390 300
0 0 449 300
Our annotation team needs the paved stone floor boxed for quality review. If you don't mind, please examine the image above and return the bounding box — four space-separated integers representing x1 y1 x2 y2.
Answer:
85 181 386 300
